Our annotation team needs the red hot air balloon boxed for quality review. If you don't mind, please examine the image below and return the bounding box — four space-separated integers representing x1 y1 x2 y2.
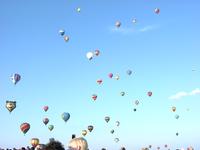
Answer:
92 94 97 101
94 50 100 56
20 123 30 135
148 91 152 97
97 79 102 84
43 106 48 112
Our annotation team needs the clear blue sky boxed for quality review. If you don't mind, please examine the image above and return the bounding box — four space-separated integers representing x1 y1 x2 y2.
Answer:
0 0 200 149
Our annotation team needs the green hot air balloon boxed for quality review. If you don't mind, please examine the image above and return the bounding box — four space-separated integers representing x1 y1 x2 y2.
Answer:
48 125 54 131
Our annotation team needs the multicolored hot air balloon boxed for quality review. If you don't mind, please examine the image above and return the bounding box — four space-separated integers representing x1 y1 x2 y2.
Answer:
115 21 121 28
31 138 39 147
68 136 88 150
48 125 54 131
59 29 65 36
43 106 48 112
105 116 110 123
108 73 113 78
97 79 103 84
11 73 21 85
87 125 94 132
20 123 30 135
5 101 16 113
148 91 152 97
43 118 49 125
35 144 46 150
92 94 97 101
82 130 87 136
61 112 70 122
94 50 100 56
154 8 160 14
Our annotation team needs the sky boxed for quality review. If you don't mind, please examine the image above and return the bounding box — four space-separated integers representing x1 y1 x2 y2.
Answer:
0 0 200 149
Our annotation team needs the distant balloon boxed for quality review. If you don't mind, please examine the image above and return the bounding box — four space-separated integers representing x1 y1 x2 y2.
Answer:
48 125 54 131
132 18 137 24
105 116 110 123
135 100 139 105
149 145 152 148
157 147 160 150
88 125 94 132
43 106 49 112
61 112 70 122
114 138 119 143
115 21 121 28
77 7 81 12
172 106 176 112
64 35 69 42
120 147 126 150
68 137 88 150
11 73 21 85
175 114 180 119
116 121 120 127
108 73 113 78
120 92 125 96
5 101 16 113
82 130 87 136
176 132 179 136
148 91 152 97
164 144 168 148
92 94 97 101
43 118 49 125
97 79 103 84
59 29 65 36
35 144 46 150
133 108 137 112
110 129 114 134
20 123 30 135
115 75 120 80
154 8 160 14
31 138 39 148
86 52 94 60
94 50 100 56
126 70 132 75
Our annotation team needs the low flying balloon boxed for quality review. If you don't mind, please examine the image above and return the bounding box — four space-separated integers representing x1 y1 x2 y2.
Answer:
92 94 97 101
114 138 119 143
116 121 120 127
97 79 102 84
82 130 87 136
172 106 176 112
105 116 110 123
148 91 152 97
110 129 114 134
127 70 132 75
61 112 70 122
94 50 100 56
87 125 94 132
6 101 16 113
135 100 139 105
108 73 113 78
20 123 30 135
43 118 49 125
154 8 160 14
43 106 48 112
31 138 39 147
59 29 65 36
120 92 125 96
175 114 179 119
11 73 21 85
115 21 121 28
86 52 94 60
64 35 69 42
48 125 54 131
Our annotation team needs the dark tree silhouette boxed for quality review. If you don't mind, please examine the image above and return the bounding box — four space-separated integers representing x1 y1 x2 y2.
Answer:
45 140 65 150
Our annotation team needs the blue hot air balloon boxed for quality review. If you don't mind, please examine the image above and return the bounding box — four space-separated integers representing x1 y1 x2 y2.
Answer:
61 112 70 122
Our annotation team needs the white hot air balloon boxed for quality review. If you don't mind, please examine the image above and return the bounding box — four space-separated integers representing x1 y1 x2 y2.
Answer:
86 52 94 60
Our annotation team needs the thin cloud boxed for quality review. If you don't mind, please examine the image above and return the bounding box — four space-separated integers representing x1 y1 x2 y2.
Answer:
169 88 200 100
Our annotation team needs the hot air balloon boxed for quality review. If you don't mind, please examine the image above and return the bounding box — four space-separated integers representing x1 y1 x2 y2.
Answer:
157 147 160 150
114 138 119 143
148 91 152 97
92 94 97 101
133 108 137 112
20 123 30 135
105 116 110 123
5 101 16 113
176 132 179 136
59 29 65 36
87 125 94 132
97 79 102 84
11 73 21 85
115 21 121 28
77 7 81 12
43 118 49 125
135 100 139 105
149 145 152 149
86 52 94 60
154 8 160 14
120 147 126 150
110 129 114 134
68 137 88 150
94 50 100 56
132 18 137 24
43 106 48 112
175 114 179 119
120 92 125 96
82 130 87 136
48 125 54 131
64 35 69 42
115 75 120 80
172 106 176 112
61 112 70 122
127 70 132 75
164 144 168 148
35 144 46 150
116 121 120 127
31 138 39 148
108 73 113 78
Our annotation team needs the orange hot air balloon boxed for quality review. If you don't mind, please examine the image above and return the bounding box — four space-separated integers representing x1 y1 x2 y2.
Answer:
20 123 30 135
31 138 39 147
172 106 176 112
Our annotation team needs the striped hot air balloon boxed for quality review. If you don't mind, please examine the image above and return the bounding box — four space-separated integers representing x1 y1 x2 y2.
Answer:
31 138 39 147
20 123 30 135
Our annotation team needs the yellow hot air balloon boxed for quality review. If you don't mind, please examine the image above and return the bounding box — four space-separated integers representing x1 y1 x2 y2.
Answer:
82 130 87 136
5 101 16 113
68 136 88 150
31 138 39 148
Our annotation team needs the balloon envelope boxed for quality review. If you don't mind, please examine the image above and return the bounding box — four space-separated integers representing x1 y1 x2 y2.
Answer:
43 106 48 112
82 130 87 136
108 73 113 78
87 125 94 132
115 21 121 28
135 100 139 105
154 8 160 14
110 129 114 134
92 94 97 101
59 29 65 36
20 123 30 135
172 106 176 112
64 35 69 42
11 73 21 85
86 52 94 60
148 91 152 97
114 138 119 143
105 116 110 123
94 50 100 56
127 70 132 75
48 125 54 131
6 101 16 113
116 121 120 126
62 112 70 122
120 92 125 96
31 138 39 147
43 118 49 125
